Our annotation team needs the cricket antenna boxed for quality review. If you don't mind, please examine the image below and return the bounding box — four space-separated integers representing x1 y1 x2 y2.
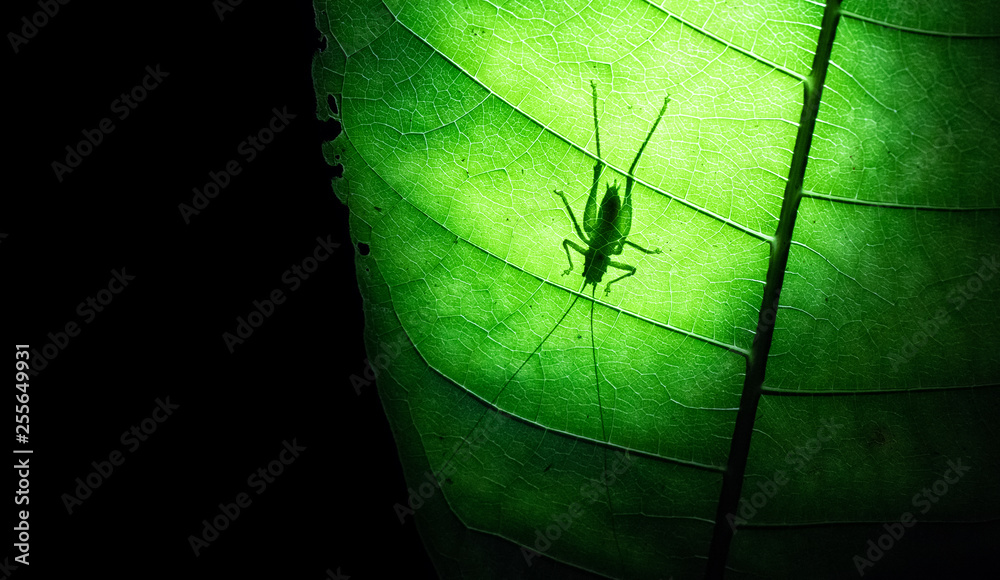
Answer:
438 277 589 470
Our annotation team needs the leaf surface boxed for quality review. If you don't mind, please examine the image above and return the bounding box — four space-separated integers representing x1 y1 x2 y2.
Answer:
313 0 1000 577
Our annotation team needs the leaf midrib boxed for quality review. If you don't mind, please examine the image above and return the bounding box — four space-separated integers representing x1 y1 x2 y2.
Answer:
705 0 843 576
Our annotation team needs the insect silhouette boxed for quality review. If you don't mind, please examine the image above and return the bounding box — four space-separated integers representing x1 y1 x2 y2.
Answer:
440 84 669 536
541 81 670 447
555 80 669 298
429 83 670 569
444 81 669 452
435 83 670 569
525 80 671 454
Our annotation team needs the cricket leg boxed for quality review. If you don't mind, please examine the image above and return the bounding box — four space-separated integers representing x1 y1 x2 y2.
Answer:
554 189 590 245
625 240 662 254
603 261 637 295
583 80 603 236
621 94 671 240
562 239 587 276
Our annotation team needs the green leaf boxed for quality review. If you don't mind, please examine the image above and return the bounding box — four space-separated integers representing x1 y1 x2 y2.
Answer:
313 0 1000 577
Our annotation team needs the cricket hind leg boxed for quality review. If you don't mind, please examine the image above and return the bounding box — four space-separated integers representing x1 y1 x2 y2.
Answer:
620 94 671 241
583 80 603 236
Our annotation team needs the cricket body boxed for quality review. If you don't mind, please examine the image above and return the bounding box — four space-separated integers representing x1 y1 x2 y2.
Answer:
555 80 670 296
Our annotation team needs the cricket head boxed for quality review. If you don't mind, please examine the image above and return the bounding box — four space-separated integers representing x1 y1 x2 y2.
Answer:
604 179 620 198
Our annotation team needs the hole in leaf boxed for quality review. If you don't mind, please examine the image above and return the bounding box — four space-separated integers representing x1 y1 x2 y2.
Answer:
358 242 371 256
318 119 342 142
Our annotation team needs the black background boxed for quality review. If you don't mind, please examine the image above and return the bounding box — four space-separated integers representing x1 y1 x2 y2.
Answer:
8 0 436 577
8 2 998 580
